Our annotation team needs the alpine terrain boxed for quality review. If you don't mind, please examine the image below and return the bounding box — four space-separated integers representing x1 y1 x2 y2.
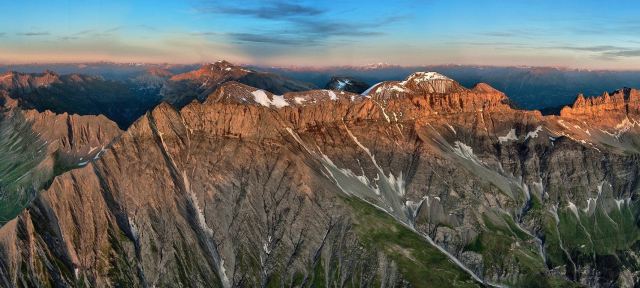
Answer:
1 65 640 288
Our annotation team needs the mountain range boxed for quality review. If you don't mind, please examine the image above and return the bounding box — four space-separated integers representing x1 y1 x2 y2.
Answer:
1 62 640 287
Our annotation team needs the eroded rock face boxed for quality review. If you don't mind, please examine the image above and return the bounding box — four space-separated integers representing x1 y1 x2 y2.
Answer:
2 72 640 287
560 88 640 124
0 97 122 225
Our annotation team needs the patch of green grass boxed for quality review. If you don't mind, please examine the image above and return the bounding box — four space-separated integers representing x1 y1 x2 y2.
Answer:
0 112 48 225
473 209 578 287
555 202 640 259
344 196 481 288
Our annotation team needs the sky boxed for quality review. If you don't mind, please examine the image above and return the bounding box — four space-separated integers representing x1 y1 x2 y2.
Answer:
2 0 640 69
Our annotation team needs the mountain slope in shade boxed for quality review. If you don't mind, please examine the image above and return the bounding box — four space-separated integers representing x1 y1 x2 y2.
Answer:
161 60 316 107
0 71 163 128
2 72 640 287
0 93 122 225
324 76 370 94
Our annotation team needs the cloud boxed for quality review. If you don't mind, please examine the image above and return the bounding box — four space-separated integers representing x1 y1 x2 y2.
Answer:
17 31 50 36
292 17 393 37
227 32 307 45
550 45 640 58
74 29 95 35
194 1 405 48
60 36 80 41
196 1 325 19
67 26 156 39
477 29 546 39
189 31 219 36
189 0 409 61
552 45 627 52
603 49 640 58
447 41 532 49
223 14 402 47
482 32 519 37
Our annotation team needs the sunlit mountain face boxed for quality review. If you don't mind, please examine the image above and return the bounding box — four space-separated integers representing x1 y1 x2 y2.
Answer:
2 1 640 287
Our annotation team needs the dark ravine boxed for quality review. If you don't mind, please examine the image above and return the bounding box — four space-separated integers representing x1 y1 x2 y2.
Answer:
1 71 640 287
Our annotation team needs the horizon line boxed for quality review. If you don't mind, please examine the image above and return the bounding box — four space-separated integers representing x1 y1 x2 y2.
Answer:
2 60 640 73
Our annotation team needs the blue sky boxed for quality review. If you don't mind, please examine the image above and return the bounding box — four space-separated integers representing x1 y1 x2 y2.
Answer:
2 0 640 69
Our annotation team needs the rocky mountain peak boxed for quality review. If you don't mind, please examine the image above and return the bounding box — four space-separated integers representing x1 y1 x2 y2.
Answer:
405 71 451 81
170 61 251 82
0 71 62 92
471 82 501 94
360 72 508 114
204 81 261 105
399 71 461 94
560 88 640 120
364 71 464 98
163 61 316 107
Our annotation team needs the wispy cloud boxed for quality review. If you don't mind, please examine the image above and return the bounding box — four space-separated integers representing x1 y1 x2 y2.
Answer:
196 1 325 19
223 15 403 46
551 45 640 59
59 36 80 41
603 49 640 58
447 41 533 49
62 25 159 40
481 31 521 37
227 32 305 45
552 45 627 52
189 31 219 36
74 29 95 35
570 20 640 36
17 31 50 36
194 1 405 49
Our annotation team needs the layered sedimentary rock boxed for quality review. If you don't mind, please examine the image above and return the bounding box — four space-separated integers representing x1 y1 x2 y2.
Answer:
560 88 640 124
1 72 640 287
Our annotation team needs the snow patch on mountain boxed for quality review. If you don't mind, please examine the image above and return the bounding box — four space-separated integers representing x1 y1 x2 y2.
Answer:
525 126 543 140
498 129 518 143
326 90 338 101
251 90 289 108
361 82 382 96
336 79 351 90
401 72 451 85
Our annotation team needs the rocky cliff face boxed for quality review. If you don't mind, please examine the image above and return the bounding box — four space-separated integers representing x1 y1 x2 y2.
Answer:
1 72 640 287
560 88 640 122
0 94 121 225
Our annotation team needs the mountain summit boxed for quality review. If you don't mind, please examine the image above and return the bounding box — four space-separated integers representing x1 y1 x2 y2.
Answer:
161 61 316 107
